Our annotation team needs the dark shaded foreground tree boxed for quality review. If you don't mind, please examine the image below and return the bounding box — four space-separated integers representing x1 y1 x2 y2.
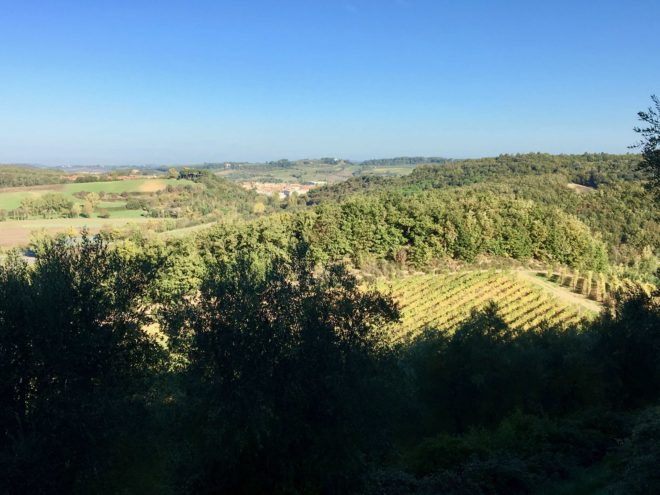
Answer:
163 243 401 494
0 234 167 494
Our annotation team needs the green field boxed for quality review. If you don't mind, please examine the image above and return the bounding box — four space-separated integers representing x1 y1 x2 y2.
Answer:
0 178 200 247
0 178 192 210
375 270 599 342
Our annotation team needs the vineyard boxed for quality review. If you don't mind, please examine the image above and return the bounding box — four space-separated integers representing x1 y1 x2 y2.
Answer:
375 270 600 341
547 267 657 302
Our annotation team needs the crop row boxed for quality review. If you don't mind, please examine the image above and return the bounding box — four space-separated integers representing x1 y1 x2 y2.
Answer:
377 272 588 342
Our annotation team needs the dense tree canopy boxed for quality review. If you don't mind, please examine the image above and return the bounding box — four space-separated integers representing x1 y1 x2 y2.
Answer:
163 245 400 493
0 234 166 493
199 189 609 273
306 153 657 278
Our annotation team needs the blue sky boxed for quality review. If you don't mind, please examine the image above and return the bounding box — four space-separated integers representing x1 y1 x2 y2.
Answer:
0 0 658 165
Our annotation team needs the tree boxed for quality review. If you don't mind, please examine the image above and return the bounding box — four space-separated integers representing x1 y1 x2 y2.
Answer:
631 95 660 194
82 201 94 218
0 233 166 493
252 201 266 214
287 191 300 208
84 192 100 208
164 243 400 493
167 167 179 179
69 203 81 218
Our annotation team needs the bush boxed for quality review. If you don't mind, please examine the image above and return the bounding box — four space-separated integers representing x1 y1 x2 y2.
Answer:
617 406 660 494
126 198 148 210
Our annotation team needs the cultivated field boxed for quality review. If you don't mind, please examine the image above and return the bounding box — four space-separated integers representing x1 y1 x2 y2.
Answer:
0 178 188 210
376 270 599 341
0 178 196 248
0 217 157 248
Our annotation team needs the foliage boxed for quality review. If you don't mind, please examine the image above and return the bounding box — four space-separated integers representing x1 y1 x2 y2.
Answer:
163 244 400 494
307 153 657 277
0 149 658 493
616 406 660 494
0 165 67 187
0 228 658 493
593 289 660 408
16 193 73 219
201 189 608 271
360 156 449 167
0 234 166 493
375 272 591 341
377 291 660 495
631 95 660 195
308 153 646 205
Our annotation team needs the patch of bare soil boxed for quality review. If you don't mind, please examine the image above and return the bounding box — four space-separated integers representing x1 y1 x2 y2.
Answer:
566 183 596 194
0 184 65 193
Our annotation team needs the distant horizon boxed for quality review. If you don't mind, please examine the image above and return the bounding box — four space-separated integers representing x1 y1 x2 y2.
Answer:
0 149 643 170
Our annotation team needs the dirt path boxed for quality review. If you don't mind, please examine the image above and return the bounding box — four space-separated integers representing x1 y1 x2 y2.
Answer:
516 270 602 314
0 183 65 193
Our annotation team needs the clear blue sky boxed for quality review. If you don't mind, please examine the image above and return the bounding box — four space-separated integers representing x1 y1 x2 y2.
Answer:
0 0 658 166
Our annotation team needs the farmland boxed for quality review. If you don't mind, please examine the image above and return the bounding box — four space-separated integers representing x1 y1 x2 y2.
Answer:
0 173 260 248
0 178 188 210
0 216 156 248
375 271 598 341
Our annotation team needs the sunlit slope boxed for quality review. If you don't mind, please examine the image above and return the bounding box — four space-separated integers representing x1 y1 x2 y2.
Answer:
375 271 599 341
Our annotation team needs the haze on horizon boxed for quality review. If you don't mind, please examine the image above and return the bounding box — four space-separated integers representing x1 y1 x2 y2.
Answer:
0 0 658 167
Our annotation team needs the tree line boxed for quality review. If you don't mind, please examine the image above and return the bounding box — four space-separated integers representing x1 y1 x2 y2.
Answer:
0 165 68 188
200 189 609 273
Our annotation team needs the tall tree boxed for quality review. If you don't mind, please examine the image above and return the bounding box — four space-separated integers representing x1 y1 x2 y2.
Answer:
632 95 660 195
0 233 165 493
164 242 400 494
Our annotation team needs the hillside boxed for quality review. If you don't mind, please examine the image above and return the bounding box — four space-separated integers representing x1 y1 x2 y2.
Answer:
375 270 598 342
306 153 658 281
0 170 267 248
307 153 645 203
208 157 436 184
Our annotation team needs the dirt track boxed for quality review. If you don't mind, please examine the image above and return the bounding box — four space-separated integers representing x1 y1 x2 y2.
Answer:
517 270 602 313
